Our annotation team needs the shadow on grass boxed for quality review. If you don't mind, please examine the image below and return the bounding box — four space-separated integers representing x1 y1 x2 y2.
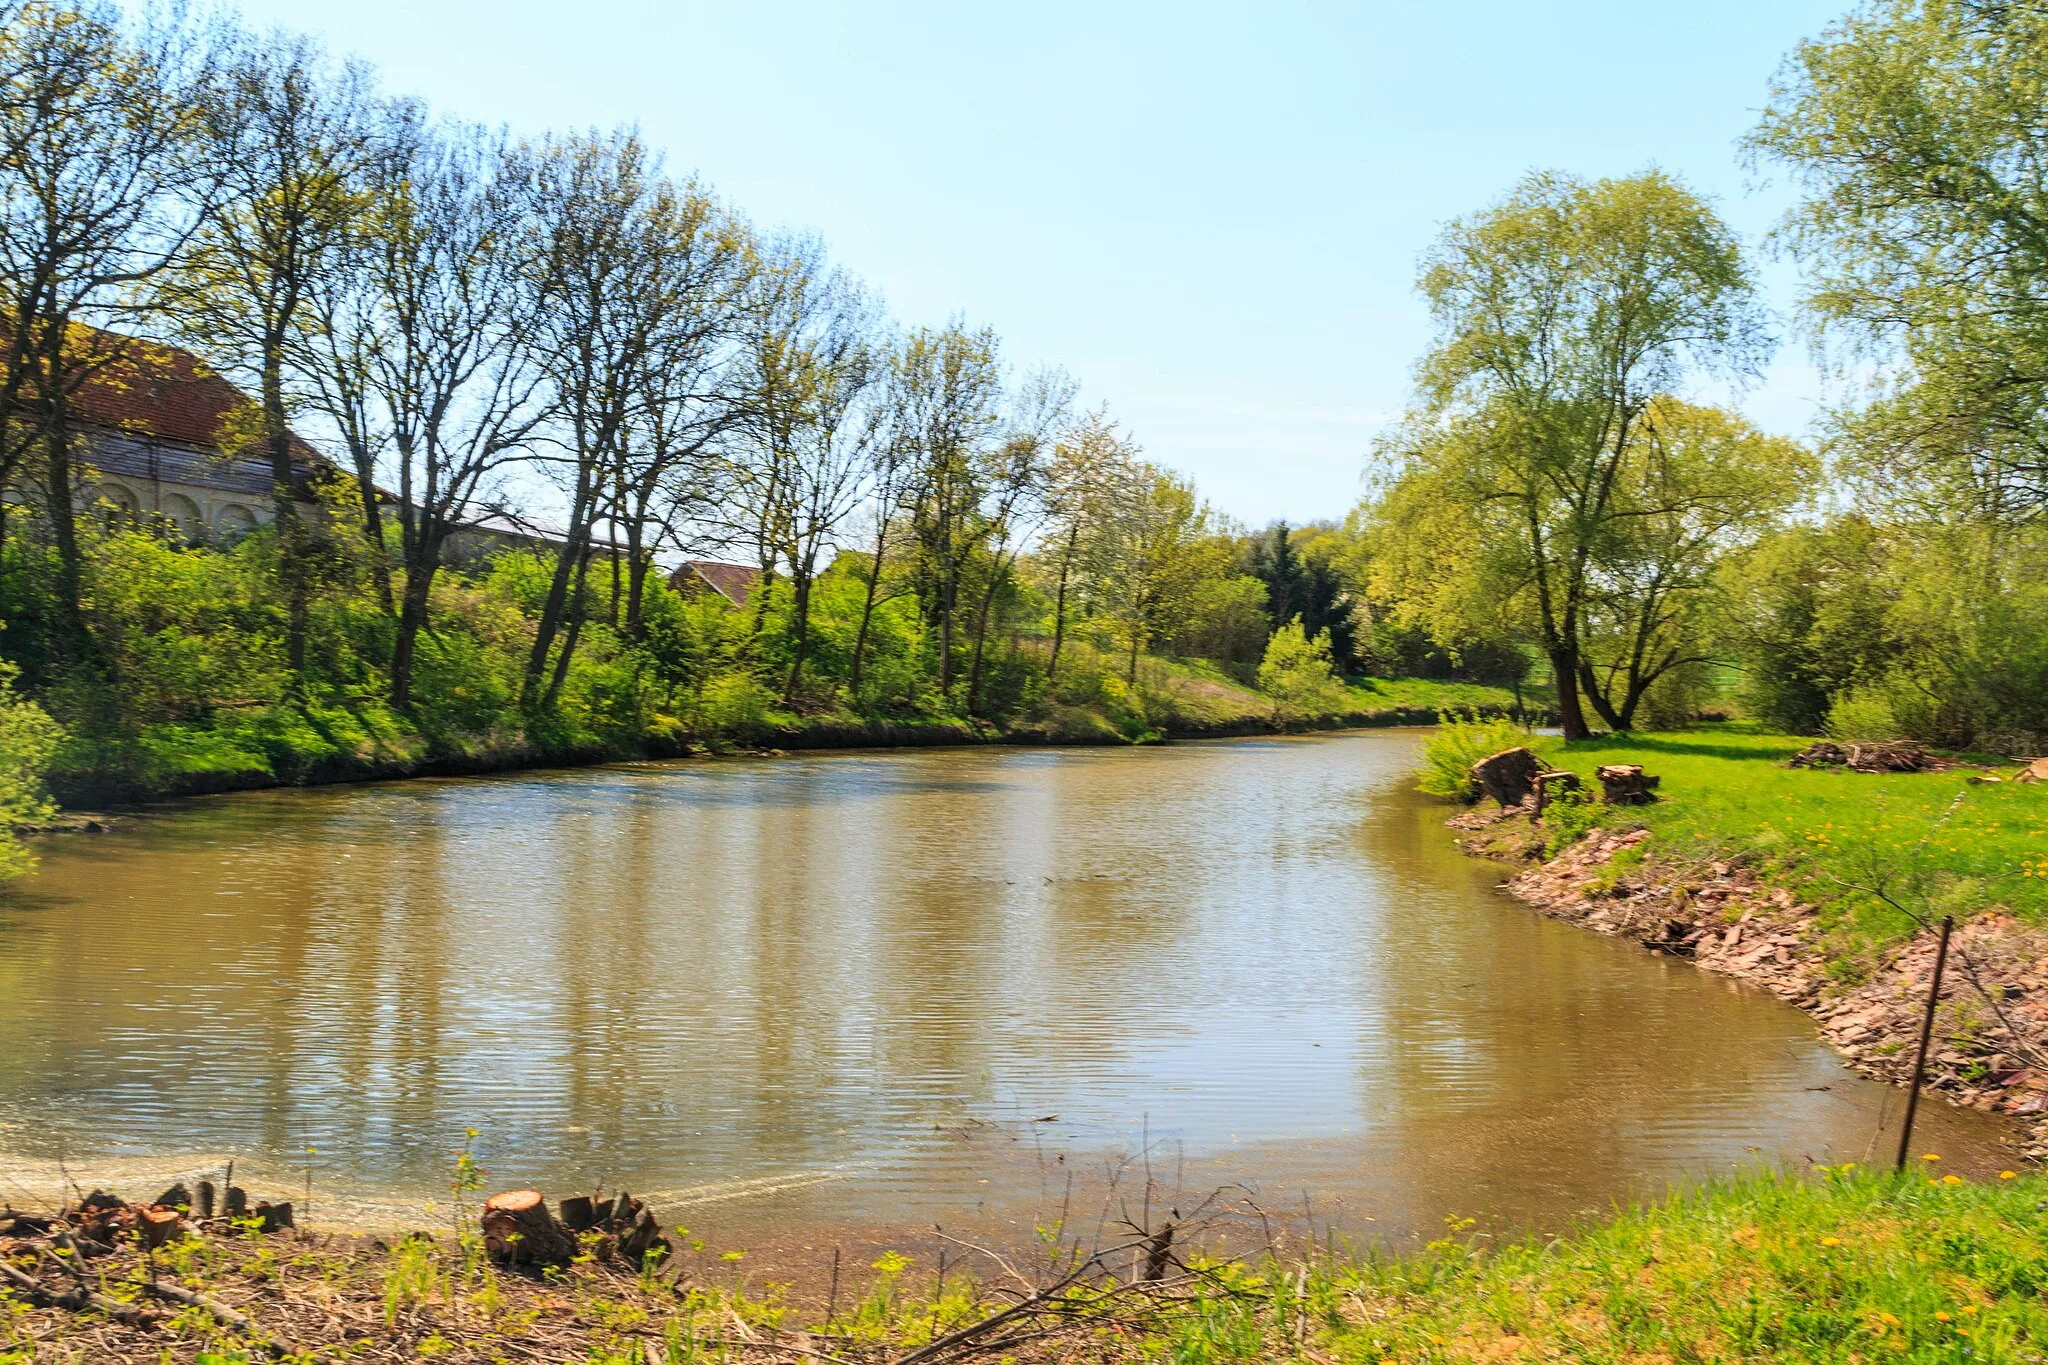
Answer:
1560 732 1802 763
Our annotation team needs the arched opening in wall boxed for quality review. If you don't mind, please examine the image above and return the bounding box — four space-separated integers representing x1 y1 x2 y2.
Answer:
214 503 256 544
159 493 203 544
97 481 140 532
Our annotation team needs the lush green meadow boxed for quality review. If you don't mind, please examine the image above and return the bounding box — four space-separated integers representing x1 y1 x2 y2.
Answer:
1529 727 2048 949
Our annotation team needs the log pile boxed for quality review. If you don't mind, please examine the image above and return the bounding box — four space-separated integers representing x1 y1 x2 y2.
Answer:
482 1188 671 1270
1786 739 1934 772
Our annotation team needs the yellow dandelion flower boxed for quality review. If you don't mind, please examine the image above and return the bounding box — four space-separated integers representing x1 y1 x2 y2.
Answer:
1922 1153 1941 1162
1999 1170 2018 1180
1936 1311 1951 1322
1942 1174 1963 1185
1821 1236 1841 1246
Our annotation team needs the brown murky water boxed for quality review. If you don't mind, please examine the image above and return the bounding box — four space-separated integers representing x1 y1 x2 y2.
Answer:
0 732 2019 1248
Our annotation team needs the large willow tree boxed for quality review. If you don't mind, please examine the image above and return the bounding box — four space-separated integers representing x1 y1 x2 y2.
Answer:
1390 170 1771 738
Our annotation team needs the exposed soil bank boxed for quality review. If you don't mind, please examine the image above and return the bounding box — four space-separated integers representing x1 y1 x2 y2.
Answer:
1450 803 2048 1163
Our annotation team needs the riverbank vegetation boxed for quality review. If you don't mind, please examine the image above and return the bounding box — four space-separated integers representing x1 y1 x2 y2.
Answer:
1358 1 2048 756
0 1 1524 871
4 1165 2041 1362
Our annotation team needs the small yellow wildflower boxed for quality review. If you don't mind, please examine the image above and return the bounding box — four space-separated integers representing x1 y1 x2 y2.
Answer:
1922 1152 1941 1161
1942 1174 1963 1185
1999 1170 2019 1180
1821 1236 1841 1247
1936 1311 1951 1322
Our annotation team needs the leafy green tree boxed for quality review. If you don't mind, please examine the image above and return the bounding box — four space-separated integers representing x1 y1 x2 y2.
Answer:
1575 399 1816 729
1751 0 2048 524
1396 170 1769 738
171 30 379 680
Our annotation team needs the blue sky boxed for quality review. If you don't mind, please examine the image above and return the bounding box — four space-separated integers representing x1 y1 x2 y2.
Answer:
220 0 1847 526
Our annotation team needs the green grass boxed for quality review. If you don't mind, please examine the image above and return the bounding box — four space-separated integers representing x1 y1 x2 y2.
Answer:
1523 724 2048 950
1292 1165 2046 1364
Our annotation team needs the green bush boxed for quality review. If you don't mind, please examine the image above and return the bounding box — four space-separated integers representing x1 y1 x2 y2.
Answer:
1256 616 1346 723
0 660 64 880
1417 711 1532 800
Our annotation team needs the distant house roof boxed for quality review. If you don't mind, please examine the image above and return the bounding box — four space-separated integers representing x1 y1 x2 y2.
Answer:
670 559 759 608
61 329 327 468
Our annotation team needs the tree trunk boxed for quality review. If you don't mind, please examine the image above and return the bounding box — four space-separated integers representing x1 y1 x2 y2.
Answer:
964 558 1006 717
346 451 393 616
389 539 440 709
543 544 594 708
1548 644 1592 741
784 566 813 706
1047 525 1078 685
1577 660 1626 732
525 482 592 705
262 345 309 679
849 525 888 698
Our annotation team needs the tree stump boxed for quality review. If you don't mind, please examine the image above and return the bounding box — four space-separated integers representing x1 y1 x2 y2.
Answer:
1596 764 1660 805
135 1206 185 1250
195 1180 216 1220
252 1201 294 1234
1470 747 1543 807
481 1191 577 1267
152 1184 192 1213
222 1186 248 1220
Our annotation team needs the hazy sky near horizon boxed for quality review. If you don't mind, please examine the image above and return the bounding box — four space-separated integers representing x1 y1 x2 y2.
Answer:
212 1 1847 527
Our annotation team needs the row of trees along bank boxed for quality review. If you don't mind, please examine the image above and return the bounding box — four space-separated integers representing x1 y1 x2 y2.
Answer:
0 1 1526 826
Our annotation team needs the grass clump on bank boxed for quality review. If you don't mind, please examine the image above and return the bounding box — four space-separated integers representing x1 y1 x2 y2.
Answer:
4 1167 2041 1363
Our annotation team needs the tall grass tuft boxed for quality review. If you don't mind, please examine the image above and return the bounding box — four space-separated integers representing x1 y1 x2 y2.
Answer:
1417 711 1534 800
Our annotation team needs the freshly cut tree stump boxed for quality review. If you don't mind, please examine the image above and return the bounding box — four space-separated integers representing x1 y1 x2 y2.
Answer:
481 1191 577 1267
1596 764 1661 805
136 1205 185 1250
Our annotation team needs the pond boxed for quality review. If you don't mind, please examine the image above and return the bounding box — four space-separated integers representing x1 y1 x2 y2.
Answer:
0 731 2017 1251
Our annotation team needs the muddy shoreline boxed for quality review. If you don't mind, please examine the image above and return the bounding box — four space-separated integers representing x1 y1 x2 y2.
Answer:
1449 803 2048 1163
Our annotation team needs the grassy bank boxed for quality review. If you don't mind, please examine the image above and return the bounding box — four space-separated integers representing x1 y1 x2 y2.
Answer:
34 661 1520 808
5 1167 2041 1362
1521 726 2047 952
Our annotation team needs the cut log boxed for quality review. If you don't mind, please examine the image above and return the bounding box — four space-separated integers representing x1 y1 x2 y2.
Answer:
480 1190 577 1267
2014 757 2048 783
1596 764 1661 805
136 1205 185 1250
1470 747 1543 808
